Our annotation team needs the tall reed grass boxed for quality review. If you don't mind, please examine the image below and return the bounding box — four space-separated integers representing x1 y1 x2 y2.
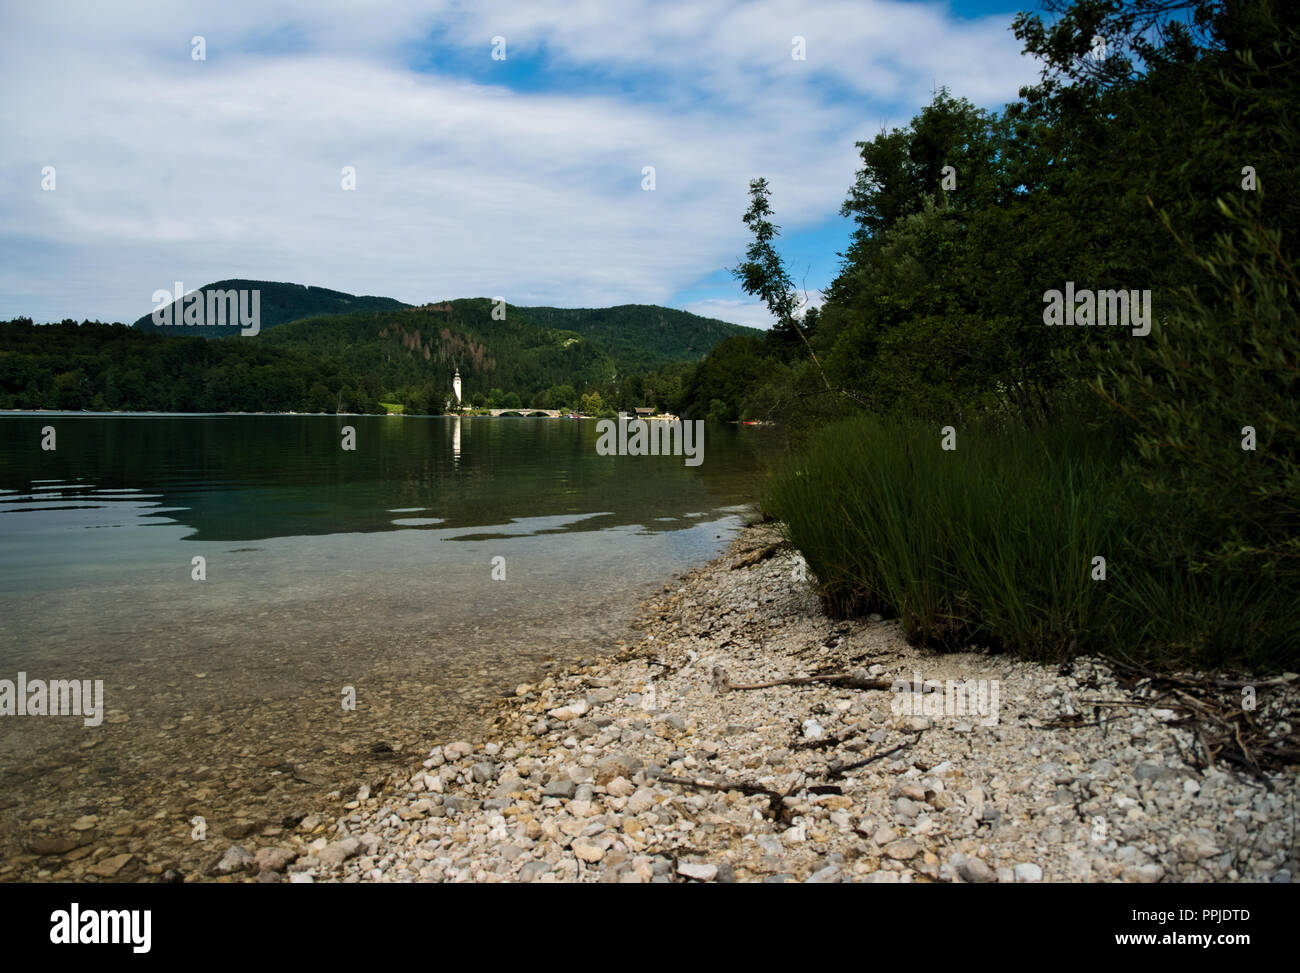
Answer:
765 415 1296 669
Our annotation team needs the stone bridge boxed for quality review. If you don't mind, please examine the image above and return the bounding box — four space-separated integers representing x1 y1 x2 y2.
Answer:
483 408 564 417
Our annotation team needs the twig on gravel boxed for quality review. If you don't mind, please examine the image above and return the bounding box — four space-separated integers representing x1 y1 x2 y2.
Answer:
1080 698 1168 708
1041 712 1099 731
712 666 939 694
827 732 924 780
730 544 786 570
1196 723 1218 773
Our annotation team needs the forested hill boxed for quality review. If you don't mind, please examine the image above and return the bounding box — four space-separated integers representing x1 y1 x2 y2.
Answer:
132 280 411 334
259 299 620 407
129 282 757 371
257 297 756 406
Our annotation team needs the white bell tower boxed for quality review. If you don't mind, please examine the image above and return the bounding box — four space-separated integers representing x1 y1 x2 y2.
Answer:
452 368 462 408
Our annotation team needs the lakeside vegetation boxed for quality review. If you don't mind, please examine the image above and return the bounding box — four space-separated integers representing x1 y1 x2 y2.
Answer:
738 0 1298 671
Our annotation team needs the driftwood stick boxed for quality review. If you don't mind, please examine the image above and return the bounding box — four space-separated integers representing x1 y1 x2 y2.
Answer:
1173 688 1219 716
1196 723 1218 773
728 673 891 691
1234 721 1265 780
828 732 923 779
730 544 786 569
712 666 939 694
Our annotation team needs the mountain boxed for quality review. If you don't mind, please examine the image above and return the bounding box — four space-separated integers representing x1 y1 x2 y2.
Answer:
132 280 410 335
128 279 759 366
129 280 758 376
129 282 757 371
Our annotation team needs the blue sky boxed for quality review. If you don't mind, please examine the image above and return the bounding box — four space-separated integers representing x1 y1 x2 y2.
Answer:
0 0 1043 328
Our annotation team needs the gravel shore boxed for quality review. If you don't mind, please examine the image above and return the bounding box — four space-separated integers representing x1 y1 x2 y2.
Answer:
215 524 1299 883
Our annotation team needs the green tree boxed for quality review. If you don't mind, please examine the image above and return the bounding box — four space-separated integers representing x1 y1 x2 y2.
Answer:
732 178 805 361
308 383 333 413
546 384 576 410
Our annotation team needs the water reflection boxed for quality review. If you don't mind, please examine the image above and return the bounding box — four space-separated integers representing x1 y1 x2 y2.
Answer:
0 414 778 544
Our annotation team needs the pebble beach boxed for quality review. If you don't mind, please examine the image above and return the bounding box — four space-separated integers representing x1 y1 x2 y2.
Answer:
195 523 1296 884
38 522 1296 884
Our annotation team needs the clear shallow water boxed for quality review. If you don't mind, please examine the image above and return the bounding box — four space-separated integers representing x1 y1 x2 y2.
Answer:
0 413 778 879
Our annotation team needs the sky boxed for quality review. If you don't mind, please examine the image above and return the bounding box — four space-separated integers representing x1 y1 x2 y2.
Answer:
0 0 1042 329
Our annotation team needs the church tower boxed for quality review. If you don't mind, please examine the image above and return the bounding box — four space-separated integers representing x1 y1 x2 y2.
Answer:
452 368 462 408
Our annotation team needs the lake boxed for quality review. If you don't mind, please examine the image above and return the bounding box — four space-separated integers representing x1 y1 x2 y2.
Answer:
0 413 779 879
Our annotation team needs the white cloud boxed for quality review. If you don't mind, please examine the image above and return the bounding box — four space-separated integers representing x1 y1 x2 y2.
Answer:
0 0 1036 322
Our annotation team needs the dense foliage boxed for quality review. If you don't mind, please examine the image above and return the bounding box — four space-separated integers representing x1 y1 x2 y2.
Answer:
749 0 1299 669
684 1 1299 431
0 318 387 413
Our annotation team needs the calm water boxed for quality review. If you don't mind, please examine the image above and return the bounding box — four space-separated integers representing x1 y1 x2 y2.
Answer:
0 413 778 879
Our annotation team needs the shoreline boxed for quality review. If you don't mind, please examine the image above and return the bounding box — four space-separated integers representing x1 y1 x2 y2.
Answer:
197 523 1298 883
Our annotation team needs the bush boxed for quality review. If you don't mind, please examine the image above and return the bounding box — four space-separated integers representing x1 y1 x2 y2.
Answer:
1092 195 1300 667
